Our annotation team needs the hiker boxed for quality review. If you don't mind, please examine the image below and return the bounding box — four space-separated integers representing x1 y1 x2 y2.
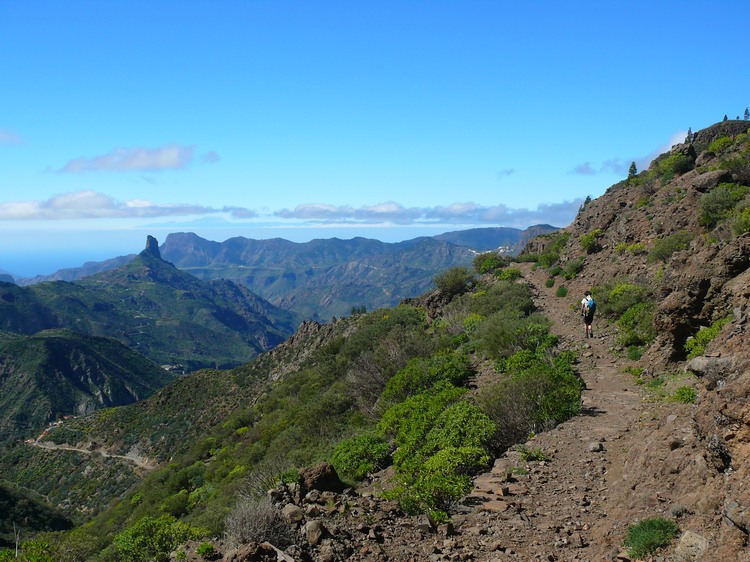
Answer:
580 290 595 338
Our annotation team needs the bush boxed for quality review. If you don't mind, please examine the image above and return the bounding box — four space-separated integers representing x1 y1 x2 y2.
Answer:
379 386 494 516
578 228 603 254
473 252 508 274
562 257 584 279
617 303 655 347
517 445 548 462
330 433 391 481
497 267 522 281
433 267 477 298
476 350 581 450
623 517 679 559
423 401 496 454
381 352 471 404
378 382 467 470
733 204 750 235
467 280 535 317
224 496 293 548
555 285 568 298
112 515 205 562
647 231 693 263
662 153 694 176
699 183 750 228
544 278 555 288
404 446 490 515
196 542 216 559
626 346 643 361
475 311 552 361
708 136 733 154
537 232 570 268
597 282 649 318
684 316 731 359
671 386 697 404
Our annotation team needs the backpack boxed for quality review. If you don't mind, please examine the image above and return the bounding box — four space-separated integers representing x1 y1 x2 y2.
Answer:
585 297 596 315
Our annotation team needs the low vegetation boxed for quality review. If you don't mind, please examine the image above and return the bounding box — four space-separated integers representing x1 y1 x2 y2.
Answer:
684 316 732 359
623 517 679 559
1 270 582 560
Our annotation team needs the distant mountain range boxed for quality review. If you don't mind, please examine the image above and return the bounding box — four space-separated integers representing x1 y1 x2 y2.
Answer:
12 226 557 319
0 237 298 372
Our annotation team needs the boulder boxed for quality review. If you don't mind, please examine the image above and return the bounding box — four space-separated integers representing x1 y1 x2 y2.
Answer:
686 355 733 380
674 530 710 561
299 462 346 495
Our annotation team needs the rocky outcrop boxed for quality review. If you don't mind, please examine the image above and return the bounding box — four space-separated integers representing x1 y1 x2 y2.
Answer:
141 234 162 259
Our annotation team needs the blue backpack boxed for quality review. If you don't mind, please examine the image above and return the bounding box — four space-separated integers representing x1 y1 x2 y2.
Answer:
585 297 596 315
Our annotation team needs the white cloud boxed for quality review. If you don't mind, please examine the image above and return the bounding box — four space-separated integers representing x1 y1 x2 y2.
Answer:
0 191 581 229
57 144 197 173
0 190 223 220
274 200 582 228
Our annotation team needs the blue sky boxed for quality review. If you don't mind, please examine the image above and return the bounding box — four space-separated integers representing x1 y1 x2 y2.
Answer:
2 1 749 276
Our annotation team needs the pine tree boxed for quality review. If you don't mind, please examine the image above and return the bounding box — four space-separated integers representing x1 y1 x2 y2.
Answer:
685 127 693 143
723 114 728 122
628 161 637 179
744 107 749 121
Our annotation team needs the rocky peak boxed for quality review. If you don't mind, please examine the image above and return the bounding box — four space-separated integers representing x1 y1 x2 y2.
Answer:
140 235 162 260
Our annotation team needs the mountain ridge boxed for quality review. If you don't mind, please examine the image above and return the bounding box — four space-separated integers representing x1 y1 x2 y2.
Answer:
12 225 557 320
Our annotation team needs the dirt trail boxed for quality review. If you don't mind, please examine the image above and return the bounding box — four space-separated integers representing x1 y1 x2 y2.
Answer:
456 264 651 561
31 441 157 470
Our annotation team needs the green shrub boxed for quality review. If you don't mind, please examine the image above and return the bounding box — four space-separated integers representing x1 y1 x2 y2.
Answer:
473 252 508 274
555 285 568 298
475 312 552 361
476 349 581 449
626 346 643 361
578 228 603 254
544 278 555 288
662 153 694 176
112 515 205 562
330 433 391 481
423 401 496 454
382 352 471 404
196 542 216 559
537 232 570 268
562 257 584 279
516 445 548 462
733 203 750 235
671 386 697 404
635 195 652 209
397 446 489 517
467 279 535 317
647 231 693 263
708 136 733 154
699 183 750 228
601 283 649 317
548 265 563 277
497 267 522 281
685 316 732 359
378 382 467 470
379 388 494 516
623 517 679 559
433 266 477 298
617 303 655 347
